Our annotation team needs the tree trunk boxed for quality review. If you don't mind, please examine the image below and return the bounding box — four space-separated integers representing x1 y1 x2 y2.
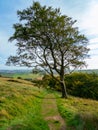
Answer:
60 59 67 98
60 80 68 98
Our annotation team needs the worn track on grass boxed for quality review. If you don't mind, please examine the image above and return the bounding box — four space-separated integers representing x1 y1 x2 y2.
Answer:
41 93 66 130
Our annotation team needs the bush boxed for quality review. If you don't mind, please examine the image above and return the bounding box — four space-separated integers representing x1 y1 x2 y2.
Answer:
42 75 61 91
42 73 98 100
17 77 22 79
65 72 98 100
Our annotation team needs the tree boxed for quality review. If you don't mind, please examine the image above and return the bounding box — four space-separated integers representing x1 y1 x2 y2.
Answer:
6 2 89 98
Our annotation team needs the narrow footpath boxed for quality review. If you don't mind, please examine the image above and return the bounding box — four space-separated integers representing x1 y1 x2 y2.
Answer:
41 93 66 130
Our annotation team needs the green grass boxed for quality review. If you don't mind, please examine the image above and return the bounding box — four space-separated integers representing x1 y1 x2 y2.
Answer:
0 77 49 130
1 74 98 130
13 73 41 79
56 93 98 130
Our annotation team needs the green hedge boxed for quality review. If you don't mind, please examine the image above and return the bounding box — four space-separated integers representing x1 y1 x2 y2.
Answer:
42 73 98 100
65 72 98 100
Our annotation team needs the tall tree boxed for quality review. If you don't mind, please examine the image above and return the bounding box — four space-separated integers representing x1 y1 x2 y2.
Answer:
6 2 89 98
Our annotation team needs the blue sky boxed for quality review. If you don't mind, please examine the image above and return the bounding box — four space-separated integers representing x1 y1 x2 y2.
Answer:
0 0 98 70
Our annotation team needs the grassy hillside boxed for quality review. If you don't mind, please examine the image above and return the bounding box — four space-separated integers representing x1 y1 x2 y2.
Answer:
0 75 98 130
56 94 98 130
0 77 49 130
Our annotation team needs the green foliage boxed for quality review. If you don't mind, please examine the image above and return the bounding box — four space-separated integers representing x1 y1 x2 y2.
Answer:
42 72 98 100
32 68 46 75
42 75 61 91
65 72 98 100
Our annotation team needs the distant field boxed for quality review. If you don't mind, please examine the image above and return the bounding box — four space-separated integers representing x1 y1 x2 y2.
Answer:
77 69 98 74
10 73 41 79
0 72 43 80
1 69 98 78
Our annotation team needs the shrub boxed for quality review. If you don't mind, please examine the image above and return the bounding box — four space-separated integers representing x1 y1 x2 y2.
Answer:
65 72 98 100
17 77 22 79
42 75 61 91
42 73 98 100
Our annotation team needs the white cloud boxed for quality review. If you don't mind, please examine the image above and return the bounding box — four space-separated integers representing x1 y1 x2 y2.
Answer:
89 50 98 56
86 55 98 69
88 44 98 50
77 0 98 69
90 38 98 44
0 31 17 57
80 0 98 36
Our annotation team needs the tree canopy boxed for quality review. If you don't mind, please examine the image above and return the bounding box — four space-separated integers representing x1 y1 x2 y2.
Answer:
7 2 89 98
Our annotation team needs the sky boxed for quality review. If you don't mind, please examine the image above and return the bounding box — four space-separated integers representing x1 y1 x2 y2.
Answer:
0 0 98 70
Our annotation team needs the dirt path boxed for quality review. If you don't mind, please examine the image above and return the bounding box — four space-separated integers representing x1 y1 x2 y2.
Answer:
41 93 66 130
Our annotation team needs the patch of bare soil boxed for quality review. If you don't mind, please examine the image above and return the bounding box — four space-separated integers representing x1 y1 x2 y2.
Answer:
41 94 66 130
